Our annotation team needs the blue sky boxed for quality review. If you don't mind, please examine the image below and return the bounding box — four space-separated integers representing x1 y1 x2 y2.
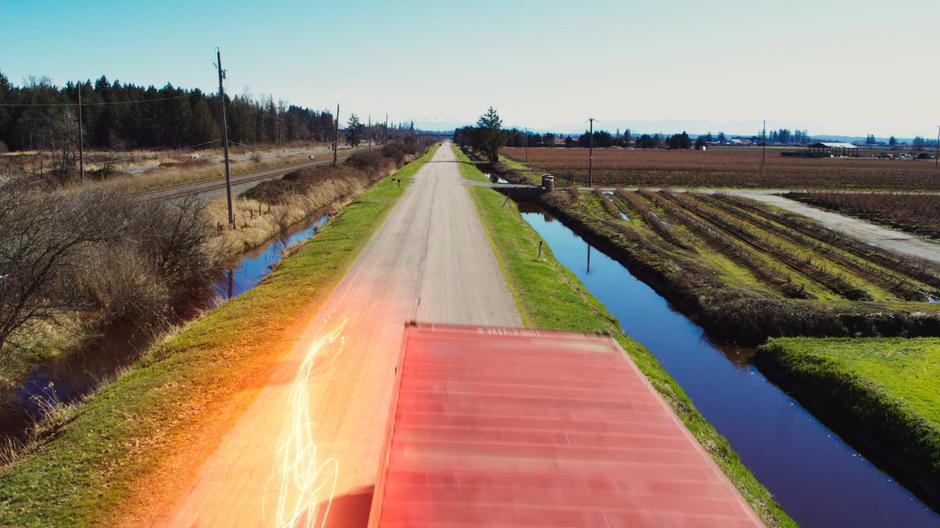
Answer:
2 0 938 137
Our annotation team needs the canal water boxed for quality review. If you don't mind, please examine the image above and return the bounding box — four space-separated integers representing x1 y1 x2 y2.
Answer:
213 214 330 300
519 207 939 527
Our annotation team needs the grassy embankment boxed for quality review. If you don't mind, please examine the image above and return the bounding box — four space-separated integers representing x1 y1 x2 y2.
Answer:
454 145 794 527
0 145 439 527
757 337 940 509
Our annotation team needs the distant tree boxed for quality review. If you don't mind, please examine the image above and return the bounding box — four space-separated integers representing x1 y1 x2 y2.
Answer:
717 131 727 144
474 107 505 162
346 114 363 147
694 136 707 149
889 136 898 147
667 132 691 149
577 130 613 148
637 134 667 149
622 128 633 145
865 134 876 145
911 136 927 150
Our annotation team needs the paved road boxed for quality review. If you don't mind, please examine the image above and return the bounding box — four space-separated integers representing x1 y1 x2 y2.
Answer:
158 142 521 527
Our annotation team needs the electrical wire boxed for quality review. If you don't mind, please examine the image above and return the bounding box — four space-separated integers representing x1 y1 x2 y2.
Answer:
0 94 191 108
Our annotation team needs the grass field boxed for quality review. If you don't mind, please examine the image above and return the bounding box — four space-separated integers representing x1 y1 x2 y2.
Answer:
455 145 795 527
0 146 438 527
786 191 940 239
502 146 940 190
757 337 940 508
538 186 940 342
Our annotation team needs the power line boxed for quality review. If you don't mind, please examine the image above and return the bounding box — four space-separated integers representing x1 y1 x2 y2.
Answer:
0 94 190 108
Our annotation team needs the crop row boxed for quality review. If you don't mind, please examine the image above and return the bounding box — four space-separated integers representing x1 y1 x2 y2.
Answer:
638 190 810 299
660 192 870 301
706 194 929 302
613 190 691 250
719 194 940 293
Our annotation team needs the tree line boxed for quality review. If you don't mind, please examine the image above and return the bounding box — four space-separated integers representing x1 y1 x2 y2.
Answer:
0 72 339 152
459 122 819 152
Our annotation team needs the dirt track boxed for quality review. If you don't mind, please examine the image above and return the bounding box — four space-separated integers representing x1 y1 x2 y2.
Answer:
158 143 520 527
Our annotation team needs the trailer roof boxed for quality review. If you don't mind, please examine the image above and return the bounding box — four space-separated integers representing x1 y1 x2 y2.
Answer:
369 323 760 527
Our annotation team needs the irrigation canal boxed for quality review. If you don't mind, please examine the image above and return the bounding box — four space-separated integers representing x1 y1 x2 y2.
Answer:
6 214 331 440
213 214 330 300
519 204 940 527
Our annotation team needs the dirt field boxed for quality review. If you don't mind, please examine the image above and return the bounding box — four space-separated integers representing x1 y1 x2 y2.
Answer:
785 192 940 239
503 146 940 190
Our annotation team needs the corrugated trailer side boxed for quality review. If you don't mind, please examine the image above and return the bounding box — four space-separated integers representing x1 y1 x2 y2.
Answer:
369 323 761 527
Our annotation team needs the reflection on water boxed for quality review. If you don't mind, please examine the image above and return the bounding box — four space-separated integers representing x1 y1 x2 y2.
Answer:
214 214 329 300
521 206 939 527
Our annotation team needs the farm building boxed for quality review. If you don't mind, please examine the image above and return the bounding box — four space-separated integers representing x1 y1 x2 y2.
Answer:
807 142 859 157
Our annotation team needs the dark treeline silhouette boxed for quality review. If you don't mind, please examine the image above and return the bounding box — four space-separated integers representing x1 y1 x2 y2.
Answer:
0 72 337 151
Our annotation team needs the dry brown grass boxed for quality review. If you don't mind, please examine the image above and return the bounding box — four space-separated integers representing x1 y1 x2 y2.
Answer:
1 143 343 193
204 157 402 259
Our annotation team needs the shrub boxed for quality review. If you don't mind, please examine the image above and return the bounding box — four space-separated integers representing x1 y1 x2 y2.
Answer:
346 149 385 173
381 142 406 165
79 245 171 331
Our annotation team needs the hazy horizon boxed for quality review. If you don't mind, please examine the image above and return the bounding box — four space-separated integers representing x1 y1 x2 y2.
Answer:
3 0 938 138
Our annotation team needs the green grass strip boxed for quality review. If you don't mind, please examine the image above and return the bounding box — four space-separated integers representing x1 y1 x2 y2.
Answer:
455 145 795 527
758 336 940 508
0 145 439 527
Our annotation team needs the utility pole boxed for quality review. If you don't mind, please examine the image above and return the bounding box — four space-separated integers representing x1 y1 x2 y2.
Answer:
216 48 234 227
332 103 340 166
935 125 939 167
588 117 595 187
761 119 767 174
76 81 85 183
524 127 529 162
385 113 389 144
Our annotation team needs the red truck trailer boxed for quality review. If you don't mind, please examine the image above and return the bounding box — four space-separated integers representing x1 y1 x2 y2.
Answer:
368 323 761 527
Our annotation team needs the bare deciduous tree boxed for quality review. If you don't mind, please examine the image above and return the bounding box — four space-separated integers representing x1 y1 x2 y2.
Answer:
0 188 121 354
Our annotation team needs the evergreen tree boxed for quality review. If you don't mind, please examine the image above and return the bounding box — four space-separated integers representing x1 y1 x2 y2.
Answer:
474 107 505 163
346 114 364 146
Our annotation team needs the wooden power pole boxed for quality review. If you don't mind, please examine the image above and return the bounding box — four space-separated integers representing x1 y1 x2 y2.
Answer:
936 125 939 167
524 127 529 162
333 104 340 166
77 82 85 183
216 48 234 227
761 119 767 174
588 118 595 188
